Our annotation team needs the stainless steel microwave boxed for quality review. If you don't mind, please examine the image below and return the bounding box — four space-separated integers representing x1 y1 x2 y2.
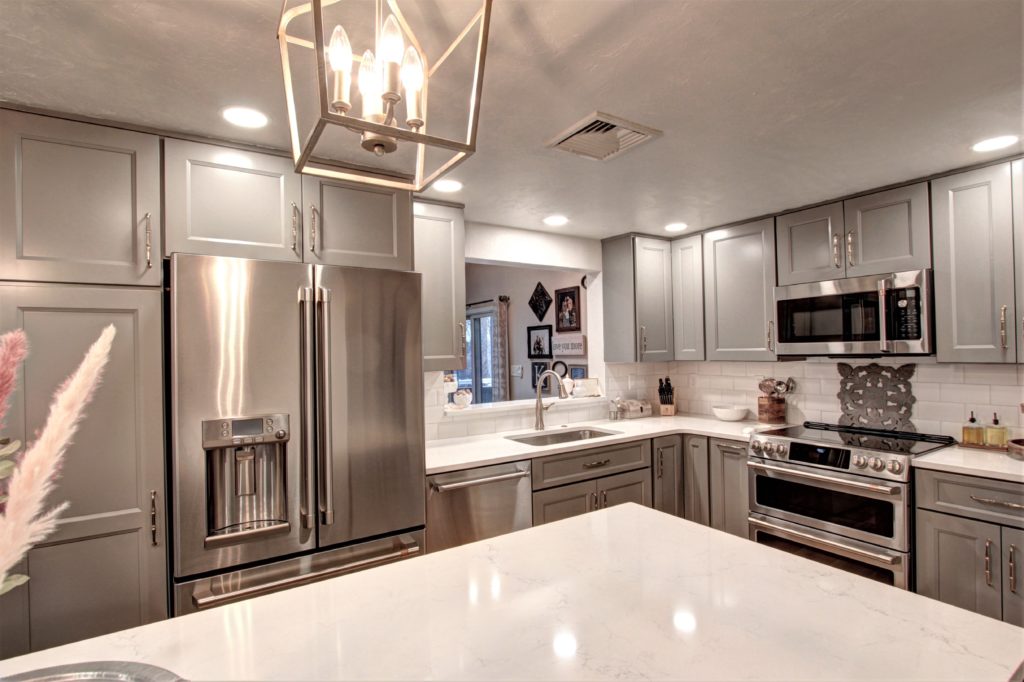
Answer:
774 269 933 356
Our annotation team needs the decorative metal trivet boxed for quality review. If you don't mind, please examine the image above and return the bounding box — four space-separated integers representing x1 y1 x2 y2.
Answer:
836 363 917 443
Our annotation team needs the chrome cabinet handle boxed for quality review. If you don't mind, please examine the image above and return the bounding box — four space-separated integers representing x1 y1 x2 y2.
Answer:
1000 305 1008 350
985 540 993 587
583 458 611 469
639 325 648 356
149 491 156 544
458 321 466 358
143 212 153 269
590 492 598 510
1011 545 1018 594
832 233 841 268
299 287 316 529
767 321 775 352
317 287 335 526
657 450 664 479
747 461 901 496
600 490 607 508
309 205 320 254
433 469 530 492
970 494 1024 511
291 202 299 252
846 232 855 266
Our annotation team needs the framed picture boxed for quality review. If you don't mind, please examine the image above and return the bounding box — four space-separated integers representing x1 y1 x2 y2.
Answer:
552 333 586 356
554 286 581 332
569 365 587 380
531 361 551 390
527 325 553 359
551 360 568 377
528 282 552 321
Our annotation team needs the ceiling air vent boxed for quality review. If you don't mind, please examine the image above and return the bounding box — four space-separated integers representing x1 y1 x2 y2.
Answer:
546 112 662 161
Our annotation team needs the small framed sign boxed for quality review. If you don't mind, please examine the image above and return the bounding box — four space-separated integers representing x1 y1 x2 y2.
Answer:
552 333 586 356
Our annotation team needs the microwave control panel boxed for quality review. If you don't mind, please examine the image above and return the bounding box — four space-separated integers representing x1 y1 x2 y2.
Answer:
890 288 921 340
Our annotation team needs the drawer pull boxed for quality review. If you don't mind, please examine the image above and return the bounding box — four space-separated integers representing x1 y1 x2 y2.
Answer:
984 540 993 587
583 458 611 469
970 495 1024 511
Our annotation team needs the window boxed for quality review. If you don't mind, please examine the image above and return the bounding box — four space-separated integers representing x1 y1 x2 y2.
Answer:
453 308 496 404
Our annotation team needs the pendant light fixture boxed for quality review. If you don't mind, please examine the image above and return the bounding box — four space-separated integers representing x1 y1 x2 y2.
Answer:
278 0 492 191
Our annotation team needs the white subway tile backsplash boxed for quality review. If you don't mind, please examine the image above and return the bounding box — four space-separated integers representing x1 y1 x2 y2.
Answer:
939 383 991 405
916 364 964 384
990 385 1024 406
914 401 966 422
963 364 1020 386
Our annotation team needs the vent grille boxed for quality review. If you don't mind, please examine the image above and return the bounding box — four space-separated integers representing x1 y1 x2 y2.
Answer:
546 112 662 161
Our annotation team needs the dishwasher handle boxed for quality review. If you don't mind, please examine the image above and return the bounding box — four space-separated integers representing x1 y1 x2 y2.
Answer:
432 469 530 492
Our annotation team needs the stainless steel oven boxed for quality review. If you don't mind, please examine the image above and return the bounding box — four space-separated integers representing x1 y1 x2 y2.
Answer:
774 269 933 356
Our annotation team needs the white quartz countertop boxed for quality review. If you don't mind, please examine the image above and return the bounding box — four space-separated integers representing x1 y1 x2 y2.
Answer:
426 414 774 474
913 445 1024 484
2 504 1021 681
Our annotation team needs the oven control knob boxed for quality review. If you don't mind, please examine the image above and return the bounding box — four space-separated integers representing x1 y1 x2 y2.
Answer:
762 442 775 455
887 460 903 474
775 443 788 456
868 457 885 471
275 429 287 440
852 455 867 468
751 440 763 453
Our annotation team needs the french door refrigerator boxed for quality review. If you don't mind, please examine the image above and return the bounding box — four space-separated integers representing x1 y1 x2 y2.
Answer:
169 254 424 614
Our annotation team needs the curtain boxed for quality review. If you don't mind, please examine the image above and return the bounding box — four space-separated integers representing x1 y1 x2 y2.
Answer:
491 295 511 402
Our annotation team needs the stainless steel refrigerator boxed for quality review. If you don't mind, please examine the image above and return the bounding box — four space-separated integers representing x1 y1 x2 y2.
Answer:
169 254 424 614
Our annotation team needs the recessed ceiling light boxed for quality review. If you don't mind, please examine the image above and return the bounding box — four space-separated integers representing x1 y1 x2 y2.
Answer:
222 106 268 129
971 135 1018 152
543 214 569 227
665 222 688 233
433 179 463 193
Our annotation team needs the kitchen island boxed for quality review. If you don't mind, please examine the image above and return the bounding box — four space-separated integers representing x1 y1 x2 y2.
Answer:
1 504 1021 681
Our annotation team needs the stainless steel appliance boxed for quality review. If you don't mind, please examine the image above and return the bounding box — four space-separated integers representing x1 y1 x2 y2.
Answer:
169 254 425 613
426 461 532 552
747 422 954 589
774 269 933 356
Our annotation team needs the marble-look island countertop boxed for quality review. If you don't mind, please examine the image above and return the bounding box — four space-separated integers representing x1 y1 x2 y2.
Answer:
2 504 1022 681
914 445 1024 483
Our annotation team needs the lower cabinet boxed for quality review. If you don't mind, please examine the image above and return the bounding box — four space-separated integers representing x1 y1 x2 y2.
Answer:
709 438 750 537
653 435 682 516
683 435 711 525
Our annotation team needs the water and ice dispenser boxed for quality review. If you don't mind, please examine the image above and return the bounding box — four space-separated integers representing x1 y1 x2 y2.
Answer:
201 414 291 548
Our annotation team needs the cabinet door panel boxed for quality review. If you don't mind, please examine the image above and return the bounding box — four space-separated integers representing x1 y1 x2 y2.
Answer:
671 235 705 361
634 237 673 362
1003 526 1024 627
916 509 1002 619
164 139 302 261
1013 160 1024 362
844 183 930 277
776 202 845 285
653 435 682 516
932 163 1015 363
303 176 412 269
532 480 596 525
414 202 465 371
0 110 161 285
709 438 749 537
704 218 776 361
599 469 651 509
0 283 167 656
683 435 710 525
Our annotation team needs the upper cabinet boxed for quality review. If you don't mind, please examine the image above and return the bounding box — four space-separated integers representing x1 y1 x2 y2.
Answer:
602 236 673 363
302 176 413 270
413 202 466 371
704 218 776 361
776 202 845 285
1013 160 1024 363
671 234 705 361
0 109 162 286
932 163 1016 363
164 139 303 261
843 182 931 277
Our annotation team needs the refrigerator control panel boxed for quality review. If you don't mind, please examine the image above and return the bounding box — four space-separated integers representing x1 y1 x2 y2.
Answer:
202 414 290 448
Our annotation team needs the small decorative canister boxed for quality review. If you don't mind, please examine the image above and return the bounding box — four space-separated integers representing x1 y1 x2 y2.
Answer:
757 396 786 424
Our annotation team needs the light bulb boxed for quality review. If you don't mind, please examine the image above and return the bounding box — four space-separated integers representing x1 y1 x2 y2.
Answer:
401 46 423 92
358 50 383 118
379 15 404 64
328 25 352 73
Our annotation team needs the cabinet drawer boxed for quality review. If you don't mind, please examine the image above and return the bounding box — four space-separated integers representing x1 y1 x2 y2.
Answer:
916 469 1024 529
532 440 651 491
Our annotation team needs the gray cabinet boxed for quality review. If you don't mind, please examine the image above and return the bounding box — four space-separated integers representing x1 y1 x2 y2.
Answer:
916 509 1002 620
709 438 749 538
653 435 682 516
532 440 650 491
683 435 710 525
302 175 413 270
413 202 466 371
1003 526 1024 627
671 234 705 361
776 202 845 285
843 182 931 277
932 163 1016 363
602 235 673 363
164 139 303 261
0 109 161 286
533 479 597 525
599 469 650 509
0 282 167 657
1013 160 1024 362
704 218 777 361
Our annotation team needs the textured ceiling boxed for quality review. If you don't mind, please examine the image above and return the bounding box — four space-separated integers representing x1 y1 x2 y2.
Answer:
1 0 1021 239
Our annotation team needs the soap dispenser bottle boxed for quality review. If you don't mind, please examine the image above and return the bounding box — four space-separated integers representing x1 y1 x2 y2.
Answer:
962 411 984 446
985 413 1008 448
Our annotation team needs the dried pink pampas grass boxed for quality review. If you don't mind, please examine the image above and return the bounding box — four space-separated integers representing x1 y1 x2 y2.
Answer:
0 329 28 432
0 325 116 593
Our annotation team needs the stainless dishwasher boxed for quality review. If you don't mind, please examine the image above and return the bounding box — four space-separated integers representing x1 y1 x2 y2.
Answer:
426 461 532 552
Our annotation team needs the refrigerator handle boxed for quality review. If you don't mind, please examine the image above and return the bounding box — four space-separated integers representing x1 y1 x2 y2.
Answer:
299 287 317 530
317 286 336 526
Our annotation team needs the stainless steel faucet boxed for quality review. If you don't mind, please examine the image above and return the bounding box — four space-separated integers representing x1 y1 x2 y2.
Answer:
534 370 570 430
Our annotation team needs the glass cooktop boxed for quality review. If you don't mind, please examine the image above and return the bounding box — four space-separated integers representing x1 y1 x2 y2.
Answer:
761 422 956 455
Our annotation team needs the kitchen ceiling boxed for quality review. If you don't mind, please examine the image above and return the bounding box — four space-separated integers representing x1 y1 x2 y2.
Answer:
1 0 1020 239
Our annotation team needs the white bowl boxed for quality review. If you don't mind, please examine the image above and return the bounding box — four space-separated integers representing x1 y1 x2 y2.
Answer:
711 405 748 422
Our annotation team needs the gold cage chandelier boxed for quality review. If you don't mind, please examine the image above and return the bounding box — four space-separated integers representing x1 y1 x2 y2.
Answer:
278 0 492 191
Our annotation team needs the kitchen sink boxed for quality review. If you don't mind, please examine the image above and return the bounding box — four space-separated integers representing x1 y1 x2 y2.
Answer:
506 427 620 447
7 661 183 682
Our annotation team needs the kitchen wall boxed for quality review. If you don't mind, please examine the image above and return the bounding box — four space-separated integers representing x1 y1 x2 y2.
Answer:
606 360 1024 439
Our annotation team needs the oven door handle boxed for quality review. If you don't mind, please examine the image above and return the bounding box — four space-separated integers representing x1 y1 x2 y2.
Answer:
747 460 901 496
748 516 900 567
